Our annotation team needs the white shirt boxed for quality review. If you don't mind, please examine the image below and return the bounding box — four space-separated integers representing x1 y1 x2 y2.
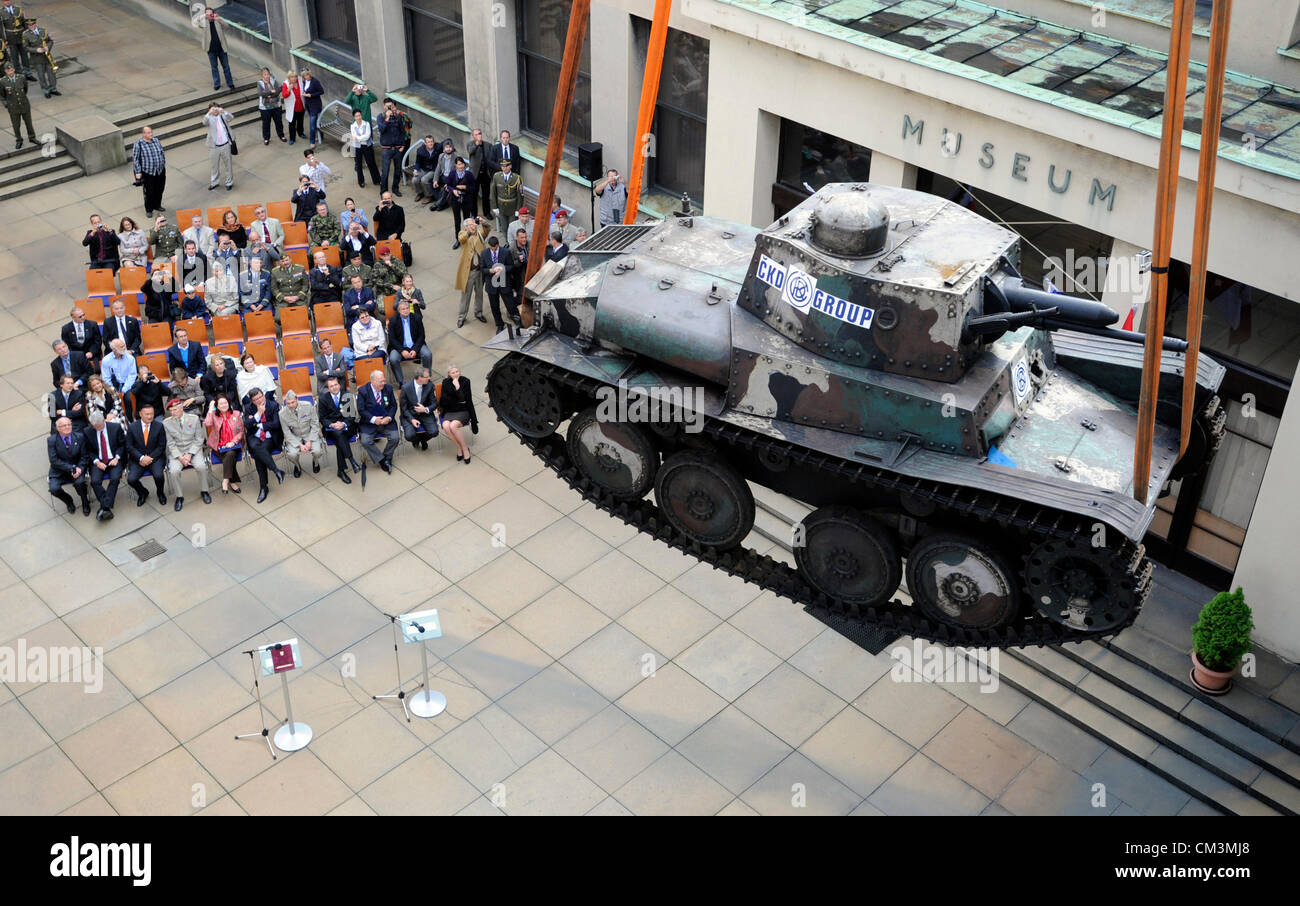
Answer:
350 318 385 353
351 121 373 148
300 160 332 184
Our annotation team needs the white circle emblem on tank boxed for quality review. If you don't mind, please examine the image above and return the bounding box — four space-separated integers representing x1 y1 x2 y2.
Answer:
783 267 815 312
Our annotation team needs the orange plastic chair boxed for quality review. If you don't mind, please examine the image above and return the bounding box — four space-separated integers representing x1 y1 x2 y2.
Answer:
139 352 170 381
116 295 142 319
141 322 172 354
207 205 234 230
118 266 148 294
375 239 401 260
289 248 309 269
212 314 244 347
175 318 209 346
176 208 201 231
351 357 385 388
244 310 276 342
281 335 315 370
244 337 279 370
283 221 309 248
310 245 341 268
211 341 242 362
265 200 292 223
81 301 107 324
86 268 116 298
312 302 344 333
317 327 349 352
280 306 311 337
279 366 314 402
236 203 263 225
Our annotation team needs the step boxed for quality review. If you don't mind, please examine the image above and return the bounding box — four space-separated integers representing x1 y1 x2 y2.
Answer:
0 168 84 204
974 648 1282 814
1005 645 1297 814
750 482 813 527
0 142 70 165
124 110 264 155
0 155 79 191
752 501 796 551
112 84 261 131
118 94 262 140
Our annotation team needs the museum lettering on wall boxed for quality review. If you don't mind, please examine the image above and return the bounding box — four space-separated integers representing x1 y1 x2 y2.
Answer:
902 115 1118 212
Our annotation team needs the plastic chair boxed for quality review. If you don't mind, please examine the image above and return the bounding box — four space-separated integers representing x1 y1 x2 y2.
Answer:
283 221 309 249
265 200 293 223
375 239 401 260
139 352 169 381
86 268 116 300
311 245 341 268
244 337 279 373
114 295 143 320
211 341 242 362
212 314 245 348
289 249 309 269
281 335 315 370
141 322 172 354
279 366 313 403
118 266 148 294
280 306 311 337
207 206 234 230
175 317 210 346
244 311 277 342
313 302 344 333
236 203 263 225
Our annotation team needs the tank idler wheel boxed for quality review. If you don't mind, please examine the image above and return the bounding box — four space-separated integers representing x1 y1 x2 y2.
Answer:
906 533 1019 630
566 408 658 500
487 358 564 438
654 450 755 551
795 507 901 607
1023 538 1138 633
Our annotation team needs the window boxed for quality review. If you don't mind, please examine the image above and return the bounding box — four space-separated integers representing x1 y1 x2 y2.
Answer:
777 121 873 198
310 0 359 57
517 0 591 147
404 0 466 104
229 0 266 14
218 0 268 35
633 21 709 204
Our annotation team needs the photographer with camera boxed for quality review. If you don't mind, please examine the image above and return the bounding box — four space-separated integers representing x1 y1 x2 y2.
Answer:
374 190 405 241
203 102 235 192
292 173 325 223
82 213 121 271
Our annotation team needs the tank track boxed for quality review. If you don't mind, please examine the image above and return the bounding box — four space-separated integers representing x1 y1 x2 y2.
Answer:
490 353 1167 649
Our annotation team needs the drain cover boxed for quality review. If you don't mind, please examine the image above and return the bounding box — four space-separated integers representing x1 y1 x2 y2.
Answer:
804 605 899 655
129 539 168 562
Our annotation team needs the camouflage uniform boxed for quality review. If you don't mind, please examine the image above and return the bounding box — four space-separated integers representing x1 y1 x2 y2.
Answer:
341 262 374 291
371 256 407 296
20 23 53 95
308 213 341 247
271 263 310 307
0 63 33 146
149 223 184 260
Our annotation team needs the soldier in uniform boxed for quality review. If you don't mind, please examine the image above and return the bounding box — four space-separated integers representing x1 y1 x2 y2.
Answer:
0 2 30 80
0 60 34 149
20 18 54 98
148 214 184 261
307 201 341 247
490 157 522 237
270 251 310 309
279 390 326 477
162 397 212 511
370 245 407 299
341 249 374 292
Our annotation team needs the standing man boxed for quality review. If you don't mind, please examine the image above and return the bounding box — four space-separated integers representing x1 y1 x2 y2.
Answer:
490 158 522 238
445 156 476 249
300 146 331 185
318 375 360 483
84 412 126 521
346 81 377 120
356 369 399 475
375 97 408 198
468 128 492 219
595 169 627 228
132 126 167 218
1 2 31 81
203 102 235 192
280 390 325 477
125 404 167 507
20 17 54 98
400 368 439 450
0 61 35 149
199 6 235 91
163 396 212 510
481 235 519 331
488 129 521 176
300 67 324 146
507 206 533 246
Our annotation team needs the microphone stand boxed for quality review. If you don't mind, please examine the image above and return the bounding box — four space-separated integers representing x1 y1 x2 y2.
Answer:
234 648 277 760
372 612 422 721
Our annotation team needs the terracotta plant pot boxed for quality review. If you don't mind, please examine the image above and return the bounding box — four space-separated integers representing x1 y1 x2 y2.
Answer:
1189 650 1235 696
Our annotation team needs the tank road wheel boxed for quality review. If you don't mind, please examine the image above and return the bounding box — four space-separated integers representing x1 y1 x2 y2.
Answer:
906 533 1019 630
654 450 755 550
566 408 658 499
795 507 901 607
1023 538 1138 633
487 358 563 438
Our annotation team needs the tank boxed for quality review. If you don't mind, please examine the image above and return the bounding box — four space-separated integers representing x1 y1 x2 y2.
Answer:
485 183 1226 647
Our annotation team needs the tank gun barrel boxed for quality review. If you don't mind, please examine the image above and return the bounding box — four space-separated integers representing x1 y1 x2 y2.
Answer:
993 278 1120 327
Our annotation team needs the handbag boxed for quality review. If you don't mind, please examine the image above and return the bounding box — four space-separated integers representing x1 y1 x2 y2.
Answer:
401 241 413 266
230 135 239 156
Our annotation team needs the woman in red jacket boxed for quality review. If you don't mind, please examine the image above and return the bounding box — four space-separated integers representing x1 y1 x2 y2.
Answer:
282 70 306 146
205 394 245 493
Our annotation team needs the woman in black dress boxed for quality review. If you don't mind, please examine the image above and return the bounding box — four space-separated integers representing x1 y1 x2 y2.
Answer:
437 363 477 463
217 210 249 249
201 353 242 411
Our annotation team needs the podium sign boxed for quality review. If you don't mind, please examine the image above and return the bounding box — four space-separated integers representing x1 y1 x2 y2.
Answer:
259 638 302 677
400 610 442 643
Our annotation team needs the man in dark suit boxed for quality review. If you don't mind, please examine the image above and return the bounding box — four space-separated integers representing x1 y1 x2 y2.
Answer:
84 412 127 520
308 250 344 306
50 339 91 389
480 236 519 330
314 336 352 394
386 299 431 384
125 402 167 507
400 368 439 450
47 417 92 516
101 297 143 356
444 156 477 245
167 327 206 378
341 221 376 266
356 368 399 474
48 374 86 433
342 273 376 329
61 306 102 368
243 387 285 503
487 129 521 175
318 375 360 483
545 229 570 264
177 240 210 289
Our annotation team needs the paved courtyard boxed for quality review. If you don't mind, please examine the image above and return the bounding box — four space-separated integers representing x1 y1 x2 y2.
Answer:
0 0 1218 816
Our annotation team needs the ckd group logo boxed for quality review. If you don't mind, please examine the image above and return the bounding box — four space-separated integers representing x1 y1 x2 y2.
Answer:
755 254 875 328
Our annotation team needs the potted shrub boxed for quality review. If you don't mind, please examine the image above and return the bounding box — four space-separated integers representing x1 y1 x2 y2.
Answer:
1189 587 1253 695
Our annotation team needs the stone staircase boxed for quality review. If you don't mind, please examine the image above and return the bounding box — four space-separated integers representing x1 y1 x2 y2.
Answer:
0 83 262 202
753 483 1300 815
